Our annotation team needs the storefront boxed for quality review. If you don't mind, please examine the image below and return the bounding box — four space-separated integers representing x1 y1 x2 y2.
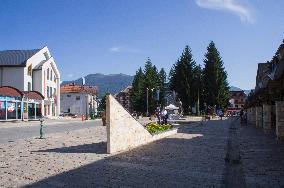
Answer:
0 86 44 121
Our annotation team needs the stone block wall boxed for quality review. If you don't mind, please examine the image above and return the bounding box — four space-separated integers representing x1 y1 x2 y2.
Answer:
255 106 263 128
106 95 177 154
247 107 256 126
263 104 272 131
276 101 284 140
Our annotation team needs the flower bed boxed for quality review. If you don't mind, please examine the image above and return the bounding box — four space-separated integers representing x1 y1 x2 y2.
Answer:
146 122 173 134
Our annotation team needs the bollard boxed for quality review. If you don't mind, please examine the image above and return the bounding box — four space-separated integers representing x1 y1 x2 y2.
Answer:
39 118 44 139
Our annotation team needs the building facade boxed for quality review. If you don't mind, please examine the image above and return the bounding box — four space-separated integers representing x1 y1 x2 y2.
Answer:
245 39 284 139
115 86 132 112
0 46 60 117
60 83 98 117
228 90 246 113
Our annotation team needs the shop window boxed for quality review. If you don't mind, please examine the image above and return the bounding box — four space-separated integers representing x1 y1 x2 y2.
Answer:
27 65 32 76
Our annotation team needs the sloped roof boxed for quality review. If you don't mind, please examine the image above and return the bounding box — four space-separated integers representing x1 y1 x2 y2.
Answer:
0 49 41 67
61 83 98 95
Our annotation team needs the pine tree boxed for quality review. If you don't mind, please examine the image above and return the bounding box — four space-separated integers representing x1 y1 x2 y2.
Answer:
169 46 196 114
130 67 145 113
158 68 167 107
203 41 229 112
143 58 159 114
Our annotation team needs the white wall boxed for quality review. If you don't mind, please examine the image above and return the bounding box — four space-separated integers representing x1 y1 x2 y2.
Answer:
61 93 97 115
0 67 25 90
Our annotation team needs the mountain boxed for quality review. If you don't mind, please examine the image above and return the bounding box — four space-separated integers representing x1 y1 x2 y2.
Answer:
229 86 253 96
229 86 242 92
61 73 134 97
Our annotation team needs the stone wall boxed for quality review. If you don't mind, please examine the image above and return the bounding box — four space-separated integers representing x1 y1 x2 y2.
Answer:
276 101 284 140
247 107 256 126
255 106 263 128
263 104 272 131
106 95 177 154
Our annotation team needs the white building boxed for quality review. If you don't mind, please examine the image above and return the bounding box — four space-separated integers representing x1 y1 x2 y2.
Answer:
0 46 60 117
60 83 98 117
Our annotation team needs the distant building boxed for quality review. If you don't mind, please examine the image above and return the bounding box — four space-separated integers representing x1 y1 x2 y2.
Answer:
115 86 132 112
228 89 246 113
0 46 60 118
60 83 98 116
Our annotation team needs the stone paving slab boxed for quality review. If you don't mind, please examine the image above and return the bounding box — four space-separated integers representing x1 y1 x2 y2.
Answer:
0 120 229 187
239 125 284 188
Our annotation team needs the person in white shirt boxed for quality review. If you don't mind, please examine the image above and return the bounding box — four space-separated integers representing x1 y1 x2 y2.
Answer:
162 109 168 125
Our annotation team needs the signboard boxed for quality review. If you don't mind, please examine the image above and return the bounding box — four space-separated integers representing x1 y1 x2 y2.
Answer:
7 103 15 113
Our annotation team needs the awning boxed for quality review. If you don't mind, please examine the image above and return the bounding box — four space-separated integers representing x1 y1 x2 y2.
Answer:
22 91 44 100
0 86 44 100
165 104 179 110
0 86 23 97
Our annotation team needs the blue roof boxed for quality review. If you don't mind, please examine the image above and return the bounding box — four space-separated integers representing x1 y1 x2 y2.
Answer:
0 49 41 67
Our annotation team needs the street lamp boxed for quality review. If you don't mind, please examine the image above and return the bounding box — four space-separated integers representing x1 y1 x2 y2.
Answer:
146 88 154 116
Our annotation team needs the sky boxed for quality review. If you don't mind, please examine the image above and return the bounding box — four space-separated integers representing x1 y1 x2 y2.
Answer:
0 0 284 90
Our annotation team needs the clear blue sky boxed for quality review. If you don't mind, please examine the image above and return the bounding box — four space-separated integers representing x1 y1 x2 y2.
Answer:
0 0 283 90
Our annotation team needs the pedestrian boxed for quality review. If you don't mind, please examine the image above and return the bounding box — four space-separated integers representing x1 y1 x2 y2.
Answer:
101 111 106 126
162 109 168 125
240 109 244 124
156 106 161 125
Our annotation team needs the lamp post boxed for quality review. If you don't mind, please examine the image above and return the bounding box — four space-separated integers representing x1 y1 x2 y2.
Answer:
146 88 149 116
85 95 88 120
146 88 154 117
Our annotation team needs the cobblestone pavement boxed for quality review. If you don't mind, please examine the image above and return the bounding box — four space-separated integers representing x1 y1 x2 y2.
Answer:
239 123 284 187
0 120 101 144
0 119 229 187
1 118 283 187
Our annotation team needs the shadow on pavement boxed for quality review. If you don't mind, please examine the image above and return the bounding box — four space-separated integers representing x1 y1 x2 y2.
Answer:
25 119 229 188
32 142 107 154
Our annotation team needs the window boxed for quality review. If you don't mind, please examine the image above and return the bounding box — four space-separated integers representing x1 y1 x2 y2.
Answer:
54 75 56 82
67 94 71 97
54 88 57 96
44 52 49 60
50 69 53 81
76 96 80 100
47 86 49 98
27 65 32 76
47 68 49 80
50 87 53 98
28 82 32 91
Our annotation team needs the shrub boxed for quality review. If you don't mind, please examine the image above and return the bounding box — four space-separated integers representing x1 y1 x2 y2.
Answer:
146 122 172 134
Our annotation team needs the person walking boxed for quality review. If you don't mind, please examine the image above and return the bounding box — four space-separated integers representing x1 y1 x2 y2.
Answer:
156 106 161 124
162 109 168 125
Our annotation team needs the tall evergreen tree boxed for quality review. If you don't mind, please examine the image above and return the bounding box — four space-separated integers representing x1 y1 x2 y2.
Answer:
143 58 160 114
130 67 145 113
203 41 229 112
169 46 196 114
158 68 167 107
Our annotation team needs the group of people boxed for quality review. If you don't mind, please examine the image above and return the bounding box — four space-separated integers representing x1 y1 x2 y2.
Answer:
155 107 169 125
